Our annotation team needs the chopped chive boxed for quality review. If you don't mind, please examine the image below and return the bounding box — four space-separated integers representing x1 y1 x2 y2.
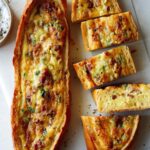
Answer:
21 109 25 113
23 117 30 123
28 106 35 113
40 88 46 97
35 70 40 76
23 72 27 77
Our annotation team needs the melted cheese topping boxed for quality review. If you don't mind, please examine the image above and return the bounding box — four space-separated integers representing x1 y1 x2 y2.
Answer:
81 12 139 51
15 1 69 149
71 0 121 22
73 46 136 90
93 84 150 112
81 115 139 150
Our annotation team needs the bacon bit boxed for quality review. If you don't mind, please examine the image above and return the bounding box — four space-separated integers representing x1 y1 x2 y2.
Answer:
35 120 44 125
115 117 123 128
110 59 116 66
112 95 117 100
117 22 122 30
119 16 123 22
41 2 56 13
86 62 93 71
90 134 96 141
93 28 98 32
92 33 99 41
88 0 93 8
34 140 44 150
102 74 108 82
99 25 103 32
26 93 31 102
42 105 46 112
40 69 53 86
105 51 111 57
127 94 134 98
107 6 110 11
26 131 32 148
131 49 137 53
33 44 42 57
54 45 62 51
130 89 141 94
115 64 122 77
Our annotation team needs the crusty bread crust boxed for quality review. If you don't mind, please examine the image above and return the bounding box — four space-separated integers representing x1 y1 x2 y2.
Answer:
81 22 89 51
122 115 139 150
81 115 139 150
128 11 139 41
11 0 70 150
81 117 97 150
123 46 136 74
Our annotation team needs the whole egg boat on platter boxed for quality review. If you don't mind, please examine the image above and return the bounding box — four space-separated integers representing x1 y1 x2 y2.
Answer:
11 0 70 149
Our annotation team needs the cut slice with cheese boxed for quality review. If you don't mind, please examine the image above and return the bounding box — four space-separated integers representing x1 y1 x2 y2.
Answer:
81 115 139 150
73 46 136 90
93 84 150 113
81 11 139 51
71 0 121 22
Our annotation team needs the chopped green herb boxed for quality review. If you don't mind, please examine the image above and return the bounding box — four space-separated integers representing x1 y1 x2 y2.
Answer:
28 106 35 113
102 65 106 72
35 70 40 76
21 109 25 113
40 88 46 97
122 134 127 141
23 117 30 123
23 72 27 77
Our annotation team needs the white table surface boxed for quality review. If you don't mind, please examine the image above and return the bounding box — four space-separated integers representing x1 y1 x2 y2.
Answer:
1 0 150 149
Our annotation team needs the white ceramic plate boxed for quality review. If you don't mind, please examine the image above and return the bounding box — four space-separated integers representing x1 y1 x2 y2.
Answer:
0 0 150 149
0 0 12 45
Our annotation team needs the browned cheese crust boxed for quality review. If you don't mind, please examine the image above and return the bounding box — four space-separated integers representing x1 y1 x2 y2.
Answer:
11 0 70 149
81 11 139 51
81 115 139 150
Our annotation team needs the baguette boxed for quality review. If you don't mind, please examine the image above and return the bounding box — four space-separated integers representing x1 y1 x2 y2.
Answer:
11 0 70 149
71 0 121 22
93 84 150 113
73 46 136 90
81 11 139 51
81 115 139 150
